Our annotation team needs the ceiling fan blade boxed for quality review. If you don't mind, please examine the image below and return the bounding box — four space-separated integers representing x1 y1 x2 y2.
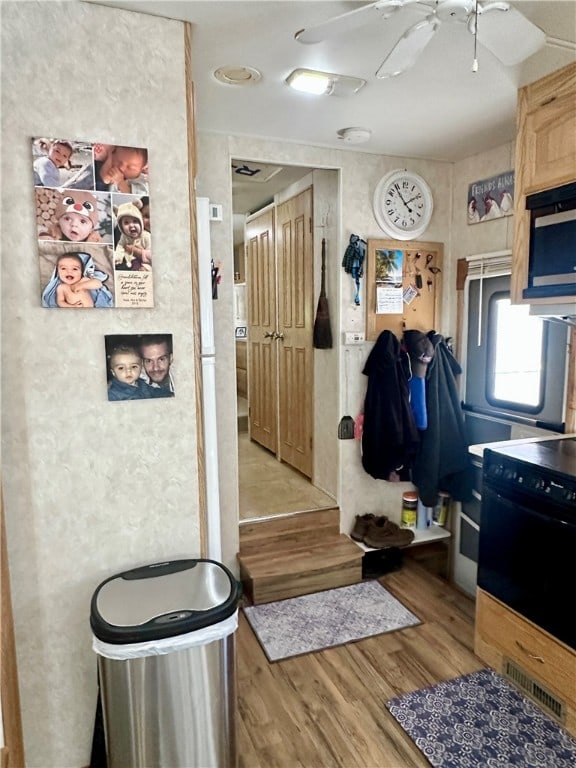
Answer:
475 5 546 66
295 1 401 45
376 17 438 78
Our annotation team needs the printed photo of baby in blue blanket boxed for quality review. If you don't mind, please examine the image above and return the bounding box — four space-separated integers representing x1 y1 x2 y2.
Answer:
39 244 114 308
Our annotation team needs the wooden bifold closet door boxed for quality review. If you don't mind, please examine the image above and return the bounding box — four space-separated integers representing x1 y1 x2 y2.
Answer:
246 187 313 478
246 205 278 455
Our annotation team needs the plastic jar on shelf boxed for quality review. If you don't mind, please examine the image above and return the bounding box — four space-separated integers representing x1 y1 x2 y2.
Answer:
401 491 418 529
434 491 451 526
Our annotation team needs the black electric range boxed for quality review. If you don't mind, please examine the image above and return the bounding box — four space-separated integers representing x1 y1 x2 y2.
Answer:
482 436 576 506
478 436 576 649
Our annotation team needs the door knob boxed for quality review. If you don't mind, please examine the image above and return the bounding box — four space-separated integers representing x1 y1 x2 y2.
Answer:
274 332 285 341
263 331 275 339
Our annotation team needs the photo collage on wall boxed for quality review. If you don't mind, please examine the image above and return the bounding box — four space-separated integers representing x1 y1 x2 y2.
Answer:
32 137 154 308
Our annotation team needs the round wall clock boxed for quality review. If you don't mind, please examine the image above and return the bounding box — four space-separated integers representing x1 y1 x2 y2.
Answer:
373 169 433 240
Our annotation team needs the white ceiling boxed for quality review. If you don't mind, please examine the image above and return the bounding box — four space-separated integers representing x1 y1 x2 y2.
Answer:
90 1 576 213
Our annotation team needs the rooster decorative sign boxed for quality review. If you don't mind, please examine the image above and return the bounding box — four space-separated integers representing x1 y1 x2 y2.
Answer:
467 171 514 224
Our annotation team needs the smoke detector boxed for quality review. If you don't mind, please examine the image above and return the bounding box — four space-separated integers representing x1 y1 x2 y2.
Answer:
337 127 372 144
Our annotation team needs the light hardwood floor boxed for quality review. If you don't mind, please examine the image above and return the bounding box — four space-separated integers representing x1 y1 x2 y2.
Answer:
238 431 335 521
237 558 483 768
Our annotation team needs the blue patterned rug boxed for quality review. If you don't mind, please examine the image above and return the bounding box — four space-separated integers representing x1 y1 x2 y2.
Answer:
243 580 420 662
386 668 576 768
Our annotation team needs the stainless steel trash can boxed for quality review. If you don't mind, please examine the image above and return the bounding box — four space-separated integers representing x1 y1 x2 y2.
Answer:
90 558 241 768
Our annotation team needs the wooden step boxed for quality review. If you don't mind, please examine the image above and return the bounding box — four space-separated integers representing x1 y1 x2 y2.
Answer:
239 507 341 555
237 508 364 604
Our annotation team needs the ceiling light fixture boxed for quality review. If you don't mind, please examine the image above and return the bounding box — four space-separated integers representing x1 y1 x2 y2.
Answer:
285 68 366 96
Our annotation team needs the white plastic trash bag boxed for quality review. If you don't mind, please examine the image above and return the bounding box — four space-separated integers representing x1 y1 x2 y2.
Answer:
93 609 238 660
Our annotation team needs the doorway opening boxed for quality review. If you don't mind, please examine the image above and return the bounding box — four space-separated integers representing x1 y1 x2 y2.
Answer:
232 159 339 521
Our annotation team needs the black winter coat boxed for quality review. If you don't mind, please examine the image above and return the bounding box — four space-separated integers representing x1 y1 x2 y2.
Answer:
411 334 474 506
361 331 419 481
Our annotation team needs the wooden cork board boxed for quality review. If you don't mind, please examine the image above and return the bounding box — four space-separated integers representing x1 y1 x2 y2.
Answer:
366 239 443 341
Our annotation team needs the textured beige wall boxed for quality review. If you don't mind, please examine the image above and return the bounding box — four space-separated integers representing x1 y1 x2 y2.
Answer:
451 142 516 259
1 2 200 765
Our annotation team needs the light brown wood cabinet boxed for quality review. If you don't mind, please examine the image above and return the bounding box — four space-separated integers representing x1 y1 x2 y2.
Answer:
236 340 247 399
475 588 576 736
233 243 245 283
511 61 576 305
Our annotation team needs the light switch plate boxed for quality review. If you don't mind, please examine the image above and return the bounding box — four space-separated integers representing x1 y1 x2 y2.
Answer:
209 203 223 221
343 331 365 345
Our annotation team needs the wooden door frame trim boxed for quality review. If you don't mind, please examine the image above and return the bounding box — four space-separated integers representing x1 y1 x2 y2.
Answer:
184 23 208 558
1 486 26 766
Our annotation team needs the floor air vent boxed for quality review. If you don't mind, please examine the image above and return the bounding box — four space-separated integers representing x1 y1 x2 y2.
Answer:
504 659 565 723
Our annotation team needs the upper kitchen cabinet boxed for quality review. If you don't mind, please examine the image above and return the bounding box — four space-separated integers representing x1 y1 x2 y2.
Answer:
511 62 576 305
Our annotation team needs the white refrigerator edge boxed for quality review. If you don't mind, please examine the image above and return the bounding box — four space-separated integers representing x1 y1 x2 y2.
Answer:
196 197 222 561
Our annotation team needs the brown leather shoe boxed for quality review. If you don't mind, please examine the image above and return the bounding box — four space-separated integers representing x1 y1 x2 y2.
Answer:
363 518 415 549
350 513 378 541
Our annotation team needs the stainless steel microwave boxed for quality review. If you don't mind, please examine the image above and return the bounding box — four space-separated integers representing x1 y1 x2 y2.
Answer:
524 181 576 301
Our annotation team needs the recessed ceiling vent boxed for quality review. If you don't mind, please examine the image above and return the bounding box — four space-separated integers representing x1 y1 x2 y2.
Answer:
213 66 262 86
231 162 283 183
503 659 565 723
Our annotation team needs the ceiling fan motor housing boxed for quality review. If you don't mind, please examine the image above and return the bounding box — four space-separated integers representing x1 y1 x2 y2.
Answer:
436 0 477 22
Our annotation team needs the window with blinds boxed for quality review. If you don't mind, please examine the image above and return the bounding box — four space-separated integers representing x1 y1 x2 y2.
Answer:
462 251 568 442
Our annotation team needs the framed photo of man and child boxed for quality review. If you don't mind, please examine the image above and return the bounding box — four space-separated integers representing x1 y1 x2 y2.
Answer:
104 334 175 401
32 136 154 308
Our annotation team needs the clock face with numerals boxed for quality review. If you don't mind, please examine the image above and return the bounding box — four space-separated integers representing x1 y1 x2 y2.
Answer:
373 169 433 240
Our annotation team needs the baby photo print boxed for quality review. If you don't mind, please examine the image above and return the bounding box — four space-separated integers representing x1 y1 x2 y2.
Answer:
32 136 153 308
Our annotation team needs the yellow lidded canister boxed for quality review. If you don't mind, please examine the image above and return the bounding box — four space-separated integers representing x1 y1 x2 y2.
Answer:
401 491 418 529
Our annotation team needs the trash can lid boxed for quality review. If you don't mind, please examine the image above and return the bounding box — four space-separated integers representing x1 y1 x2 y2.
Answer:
90 559 241 644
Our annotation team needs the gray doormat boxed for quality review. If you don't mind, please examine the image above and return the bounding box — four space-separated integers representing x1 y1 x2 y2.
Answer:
386 668 576 768
243 580 420 662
